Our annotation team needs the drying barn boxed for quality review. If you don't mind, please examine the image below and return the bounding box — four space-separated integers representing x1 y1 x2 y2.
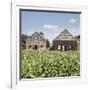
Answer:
26 32 49 49
53 29 77 51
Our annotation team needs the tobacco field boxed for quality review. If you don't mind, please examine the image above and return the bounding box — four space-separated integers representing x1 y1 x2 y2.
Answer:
21 49 80 78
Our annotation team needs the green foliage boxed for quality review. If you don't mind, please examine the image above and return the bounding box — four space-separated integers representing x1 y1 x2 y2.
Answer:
39 32 44 37
21 50 80 78
21 34 28 49
76 35 80 39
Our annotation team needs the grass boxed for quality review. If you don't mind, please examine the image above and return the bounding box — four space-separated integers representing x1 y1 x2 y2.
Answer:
20 49 80 78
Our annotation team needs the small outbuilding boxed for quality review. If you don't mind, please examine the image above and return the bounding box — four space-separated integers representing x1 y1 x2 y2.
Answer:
53 29 77 51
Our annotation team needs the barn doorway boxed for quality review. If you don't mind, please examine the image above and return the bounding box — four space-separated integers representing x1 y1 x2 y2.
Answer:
58 45 61 50
65 45 66 51
62 45 65 51
35 45 38 50
62 45 66 51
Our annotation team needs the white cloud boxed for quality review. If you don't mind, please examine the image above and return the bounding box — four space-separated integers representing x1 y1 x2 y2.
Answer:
43 24 64 43
68 18 77 24
43 24 58 29
22 31 34 36
43 24 64 33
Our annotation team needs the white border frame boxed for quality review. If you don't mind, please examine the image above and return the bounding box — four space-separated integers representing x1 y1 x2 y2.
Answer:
11 2 87 88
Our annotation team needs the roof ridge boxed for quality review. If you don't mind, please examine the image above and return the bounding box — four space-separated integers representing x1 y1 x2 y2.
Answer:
60 29 72 36
54 29 75 40
29 32 46 41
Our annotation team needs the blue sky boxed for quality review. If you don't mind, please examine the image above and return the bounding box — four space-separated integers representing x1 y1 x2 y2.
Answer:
21 10 80 43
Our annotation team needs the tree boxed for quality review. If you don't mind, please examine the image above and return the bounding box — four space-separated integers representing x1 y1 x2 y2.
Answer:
77 35 80 39
39 32 44 37
21 34 28 49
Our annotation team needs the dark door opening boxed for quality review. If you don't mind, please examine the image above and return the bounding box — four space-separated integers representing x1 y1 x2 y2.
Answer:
65 45 66 51
35 45 37 50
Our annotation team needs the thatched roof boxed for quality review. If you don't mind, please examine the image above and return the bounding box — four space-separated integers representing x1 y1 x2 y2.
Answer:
54 29 75 41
